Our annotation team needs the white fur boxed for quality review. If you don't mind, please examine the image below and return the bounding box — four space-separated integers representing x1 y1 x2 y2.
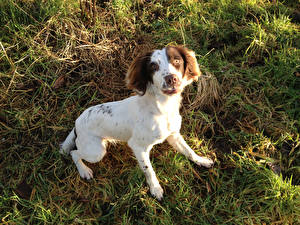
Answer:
60 47 213 200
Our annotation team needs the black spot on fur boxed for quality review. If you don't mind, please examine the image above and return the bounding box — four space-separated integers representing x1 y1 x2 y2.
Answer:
87 108 93 118
96 104 113 116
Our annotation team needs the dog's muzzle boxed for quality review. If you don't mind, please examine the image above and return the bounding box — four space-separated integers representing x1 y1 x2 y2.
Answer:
162 75 181 95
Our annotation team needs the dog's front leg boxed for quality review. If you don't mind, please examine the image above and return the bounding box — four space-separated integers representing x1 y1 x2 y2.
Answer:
167 133 214 168
128 140 163 200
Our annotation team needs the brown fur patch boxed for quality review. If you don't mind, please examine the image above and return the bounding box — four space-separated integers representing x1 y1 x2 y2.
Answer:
166 46 185 75
173 46 201 80
126 51 154 95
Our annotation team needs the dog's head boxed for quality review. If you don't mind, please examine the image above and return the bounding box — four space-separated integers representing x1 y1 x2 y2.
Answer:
126 46 201 96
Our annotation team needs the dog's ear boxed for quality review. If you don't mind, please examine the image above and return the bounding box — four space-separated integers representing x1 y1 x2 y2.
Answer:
126 52 153 95
175 46 201 81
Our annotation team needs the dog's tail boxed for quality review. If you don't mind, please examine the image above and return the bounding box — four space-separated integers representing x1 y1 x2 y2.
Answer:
60 128 76 155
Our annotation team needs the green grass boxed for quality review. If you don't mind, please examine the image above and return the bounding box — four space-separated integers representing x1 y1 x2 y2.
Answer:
1 0 299 224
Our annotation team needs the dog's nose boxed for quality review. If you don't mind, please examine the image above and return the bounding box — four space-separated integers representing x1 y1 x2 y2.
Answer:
165 75 179 86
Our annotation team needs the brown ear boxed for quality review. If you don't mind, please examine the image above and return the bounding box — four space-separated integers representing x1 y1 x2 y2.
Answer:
175 46 201 81
126 52 153 95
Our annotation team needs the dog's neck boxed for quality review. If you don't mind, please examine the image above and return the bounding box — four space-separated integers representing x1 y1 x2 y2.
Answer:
140 85 182 115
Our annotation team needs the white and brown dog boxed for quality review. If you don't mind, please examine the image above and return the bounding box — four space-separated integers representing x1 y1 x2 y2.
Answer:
60 46 214 200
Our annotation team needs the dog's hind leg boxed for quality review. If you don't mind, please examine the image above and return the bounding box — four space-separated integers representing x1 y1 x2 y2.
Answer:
71 135 107 179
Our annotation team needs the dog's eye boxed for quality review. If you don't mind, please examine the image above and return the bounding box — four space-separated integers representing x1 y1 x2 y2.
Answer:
150 62 159 71
174 59 180 64
173 57 182 65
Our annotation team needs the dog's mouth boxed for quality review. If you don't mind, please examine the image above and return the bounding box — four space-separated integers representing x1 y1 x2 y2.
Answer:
162 88 180 95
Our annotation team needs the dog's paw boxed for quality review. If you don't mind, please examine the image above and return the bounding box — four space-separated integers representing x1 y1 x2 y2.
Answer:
78 165 93 179
194 156 214 168
150 185 164 201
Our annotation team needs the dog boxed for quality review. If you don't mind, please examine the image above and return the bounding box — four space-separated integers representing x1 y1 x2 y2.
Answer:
60 46 214 200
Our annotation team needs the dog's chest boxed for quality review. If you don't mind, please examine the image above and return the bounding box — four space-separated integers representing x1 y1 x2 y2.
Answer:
166 114 182 133
152 113 182 140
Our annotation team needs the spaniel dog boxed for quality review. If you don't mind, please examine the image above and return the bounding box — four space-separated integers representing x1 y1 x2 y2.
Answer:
60 46 214 200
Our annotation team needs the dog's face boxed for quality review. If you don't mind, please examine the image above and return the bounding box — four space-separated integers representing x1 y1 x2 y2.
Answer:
126 46 201 96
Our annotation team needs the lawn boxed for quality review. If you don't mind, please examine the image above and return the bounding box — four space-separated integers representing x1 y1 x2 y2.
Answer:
0 0 299 224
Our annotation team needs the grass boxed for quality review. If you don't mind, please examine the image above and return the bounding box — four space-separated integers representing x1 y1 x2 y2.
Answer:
0 0 299 224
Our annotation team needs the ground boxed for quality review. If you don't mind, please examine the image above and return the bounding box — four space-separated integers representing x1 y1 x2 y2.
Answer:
0 0 299 224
